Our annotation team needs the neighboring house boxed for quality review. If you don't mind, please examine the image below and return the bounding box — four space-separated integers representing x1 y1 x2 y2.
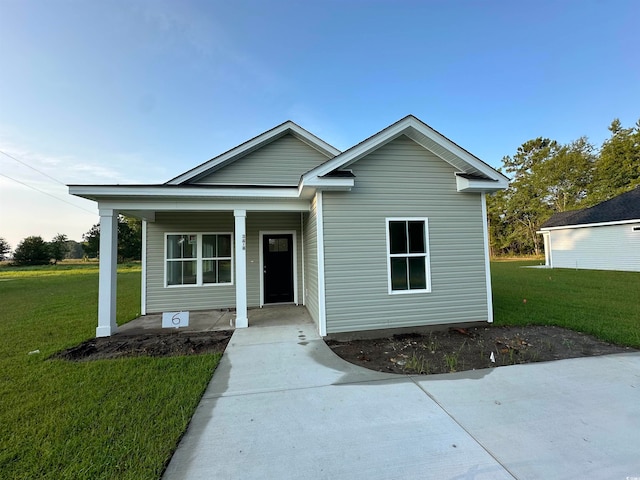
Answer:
538 187 640 271
69 115 508 337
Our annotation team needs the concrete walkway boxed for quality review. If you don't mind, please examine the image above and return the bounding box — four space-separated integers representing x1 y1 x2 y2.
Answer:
163 322 640 480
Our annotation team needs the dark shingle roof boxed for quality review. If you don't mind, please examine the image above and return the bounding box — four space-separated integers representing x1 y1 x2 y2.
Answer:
541 187 640 228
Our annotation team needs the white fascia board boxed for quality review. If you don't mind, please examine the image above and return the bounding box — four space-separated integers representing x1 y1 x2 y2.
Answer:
69 185 301 199
167 122 340 185
300 177 355 189
97 198 311 212
303 116 509 185
455 175 507 193
538 218 640 232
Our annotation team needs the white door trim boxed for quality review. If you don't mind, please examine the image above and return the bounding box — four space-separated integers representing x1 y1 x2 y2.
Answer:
259 230 298 307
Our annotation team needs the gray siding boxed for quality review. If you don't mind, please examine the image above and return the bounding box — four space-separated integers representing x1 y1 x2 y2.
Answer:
322 135 489 333
549 223 640 271
303 195 320 325
146 211 304 313
194 134 329 186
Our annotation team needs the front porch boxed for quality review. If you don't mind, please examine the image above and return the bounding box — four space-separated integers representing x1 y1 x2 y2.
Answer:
116 305 314 336
90 204 321 338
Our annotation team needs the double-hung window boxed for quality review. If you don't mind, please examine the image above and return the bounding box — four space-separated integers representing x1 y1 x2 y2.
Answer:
166 233 232 287
386 218 431 294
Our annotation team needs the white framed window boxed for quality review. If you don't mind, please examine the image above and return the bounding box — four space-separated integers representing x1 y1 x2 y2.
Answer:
386 218 431 294
165 233 233 287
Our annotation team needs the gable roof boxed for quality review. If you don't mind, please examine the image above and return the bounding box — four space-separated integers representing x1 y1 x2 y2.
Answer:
167 120 341 185
541 187 640 228
301 115 508 192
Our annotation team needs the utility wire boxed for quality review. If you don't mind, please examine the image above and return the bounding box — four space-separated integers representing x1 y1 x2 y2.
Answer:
0 172 96 215
0 149 66 186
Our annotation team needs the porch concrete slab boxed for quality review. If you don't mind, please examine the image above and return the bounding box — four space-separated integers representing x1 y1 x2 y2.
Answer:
413 353 640 480
116 309 234 335
164 378 512 480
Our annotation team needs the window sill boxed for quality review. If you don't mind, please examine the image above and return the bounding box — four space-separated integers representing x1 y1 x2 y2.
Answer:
388 288 431 295
165 283 234 289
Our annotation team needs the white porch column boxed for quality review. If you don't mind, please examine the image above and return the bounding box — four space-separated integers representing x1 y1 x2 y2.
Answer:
96 209 118 337
234 209 248 328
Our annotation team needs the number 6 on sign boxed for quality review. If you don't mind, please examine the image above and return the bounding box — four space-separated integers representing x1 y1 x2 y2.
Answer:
162 311 190 329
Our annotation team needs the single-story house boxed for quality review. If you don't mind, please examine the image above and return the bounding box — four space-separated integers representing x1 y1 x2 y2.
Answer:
69 115 508 337
538 187 640 271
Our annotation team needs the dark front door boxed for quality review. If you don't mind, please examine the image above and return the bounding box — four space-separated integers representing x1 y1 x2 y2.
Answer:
263 234 294 304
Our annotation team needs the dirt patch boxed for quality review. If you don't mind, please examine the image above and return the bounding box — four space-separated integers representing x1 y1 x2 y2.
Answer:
326 325 637 375
52 331 233 361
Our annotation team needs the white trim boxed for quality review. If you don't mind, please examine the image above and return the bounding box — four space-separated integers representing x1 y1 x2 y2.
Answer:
385 217 432 295
92 199 310 213
234 210 248 328
141 220 147 315
258 230 298 307
69 185 302 199
455 174 504 193
481 195 493 323
541 231 552 268
163 232 234 288
96 210 118 337
167 121 341 184
315 191 327 336
539 218 640 232
300 212 305 305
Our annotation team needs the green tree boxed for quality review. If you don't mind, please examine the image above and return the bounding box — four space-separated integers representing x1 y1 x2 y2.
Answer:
488 136 595 256
534 137 595 212
82 223 100 258
499 138 560 255
48 233 69 265
0 237 11 261
65 240 84 259
589 118 640 204
12 236 50 266
82 216 142 261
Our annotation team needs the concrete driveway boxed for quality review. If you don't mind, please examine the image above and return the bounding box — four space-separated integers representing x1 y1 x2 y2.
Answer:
163 321 640 480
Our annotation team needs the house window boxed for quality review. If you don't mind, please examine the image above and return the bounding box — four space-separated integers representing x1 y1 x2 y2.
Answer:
386 218 431 294
166 233 232 287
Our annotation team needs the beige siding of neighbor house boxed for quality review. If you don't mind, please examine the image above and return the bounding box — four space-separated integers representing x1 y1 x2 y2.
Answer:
194 134 330 185
322 135 489 334
547 222 640 272
146 211 304 313
303 195 320 325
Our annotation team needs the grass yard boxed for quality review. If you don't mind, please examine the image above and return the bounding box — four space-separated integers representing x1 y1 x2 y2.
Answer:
0 264 221 480
492 260 640 348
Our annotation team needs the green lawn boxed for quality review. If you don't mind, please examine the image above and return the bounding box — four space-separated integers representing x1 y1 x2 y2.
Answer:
0 264 221 480
492 260 640 348
1 261 638 478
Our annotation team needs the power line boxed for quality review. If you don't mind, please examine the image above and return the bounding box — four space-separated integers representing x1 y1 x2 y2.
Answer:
0 172 96 215
0 149 66 186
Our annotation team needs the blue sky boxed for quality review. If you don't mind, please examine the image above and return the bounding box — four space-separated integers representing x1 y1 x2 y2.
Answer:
1 0 638 248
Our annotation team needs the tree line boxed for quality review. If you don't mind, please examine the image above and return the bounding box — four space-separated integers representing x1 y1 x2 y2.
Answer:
488 118 640 256
0 216 142 266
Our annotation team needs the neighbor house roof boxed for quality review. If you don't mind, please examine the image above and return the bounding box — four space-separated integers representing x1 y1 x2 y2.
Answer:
541 187 640 228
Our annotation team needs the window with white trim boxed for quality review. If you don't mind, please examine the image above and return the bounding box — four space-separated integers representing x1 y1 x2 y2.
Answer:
166 233 232 287
386 218 431 293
